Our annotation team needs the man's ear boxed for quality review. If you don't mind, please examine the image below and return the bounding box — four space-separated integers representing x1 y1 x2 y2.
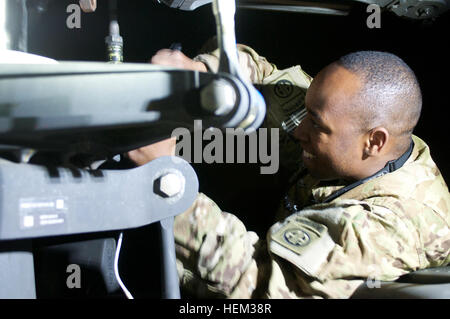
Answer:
364 127 389 156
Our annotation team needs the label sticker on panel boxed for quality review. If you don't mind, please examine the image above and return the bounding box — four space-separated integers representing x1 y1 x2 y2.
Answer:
19 197 68 230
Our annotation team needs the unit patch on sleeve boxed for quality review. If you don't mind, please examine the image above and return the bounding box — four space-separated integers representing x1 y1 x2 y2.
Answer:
269 216 335 278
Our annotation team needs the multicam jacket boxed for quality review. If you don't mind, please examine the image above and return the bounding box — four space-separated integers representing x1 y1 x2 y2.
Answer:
173 44 450 298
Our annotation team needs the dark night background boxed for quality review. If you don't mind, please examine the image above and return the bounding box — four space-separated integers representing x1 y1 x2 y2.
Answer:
26 0 449 298
27 0 449 181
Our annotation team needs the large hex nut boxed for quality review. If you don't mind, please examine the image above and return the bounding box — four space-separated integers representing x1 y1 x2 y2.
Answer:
154 172 184 198
200 79 236 115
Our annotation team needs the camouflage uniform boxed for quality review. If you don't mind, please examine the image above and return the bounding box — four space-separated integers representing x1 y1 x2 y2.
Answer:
173 45 450 298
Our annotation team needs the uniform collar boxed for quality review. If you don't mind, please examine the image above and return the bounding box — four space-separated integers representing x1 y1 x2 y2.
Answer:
300 139 415 204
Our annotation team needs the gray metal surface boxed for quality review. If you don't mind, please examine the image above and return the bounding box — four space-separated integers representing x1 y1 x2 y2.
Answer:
0 0 28 51
212 0 266 132
387 0 449 19
160 0 213 10
160 0 450 20
0 62 261 156
36 238 120 294
159 217 180 299
0 155 198 240
352 267 450 299
353 282 450 299
397 266 450 284
0 240 36 299
236 4 350 15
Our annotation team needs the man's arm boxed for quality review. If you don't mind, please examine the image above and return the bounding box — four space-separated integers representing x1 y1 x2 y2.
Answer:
150 49 208 72
149 43 279 83
146 44 311 175
127 44 282 165
126 137 177 166
194 44 278 83
125 49 204 165
174 193 423 298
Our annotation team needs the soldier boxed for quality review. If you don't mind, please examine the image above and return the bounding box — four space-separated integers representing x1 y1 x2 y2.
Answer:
129 44 450 298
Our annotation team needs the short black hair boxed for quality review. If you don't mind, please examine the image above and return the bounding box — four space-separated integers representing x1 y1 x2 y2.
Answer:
337 51 422 153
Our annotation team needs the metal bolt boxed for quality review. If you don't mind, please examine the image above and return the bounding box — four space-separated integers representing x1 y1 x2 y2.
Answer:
155 173 184 198
416 6 434 18
200 79 236 115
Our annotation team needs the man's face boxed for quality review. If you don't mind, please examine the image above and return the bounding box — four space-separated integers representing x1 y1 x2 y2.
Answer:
293 63 366 181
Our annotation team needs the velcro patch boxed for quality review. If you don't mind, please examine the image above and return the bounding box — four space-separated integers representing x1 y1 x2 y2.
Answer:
269 217 335 278
262 66 309 116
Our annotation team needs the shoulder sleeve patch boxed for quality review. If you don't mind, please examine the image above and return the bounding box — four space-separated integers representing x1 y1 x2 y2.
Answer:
268 217 335 278
261 66 309 117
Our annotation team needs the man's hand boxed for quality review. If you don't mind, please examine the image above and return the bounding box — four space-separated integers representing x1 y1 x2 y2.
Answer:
151 49 207 72
127 48 206 166
127 137 176 166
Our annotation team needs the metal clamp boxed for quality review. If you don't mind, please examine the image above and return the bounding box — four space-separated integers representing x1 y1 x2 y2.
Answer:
211 0 266 132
